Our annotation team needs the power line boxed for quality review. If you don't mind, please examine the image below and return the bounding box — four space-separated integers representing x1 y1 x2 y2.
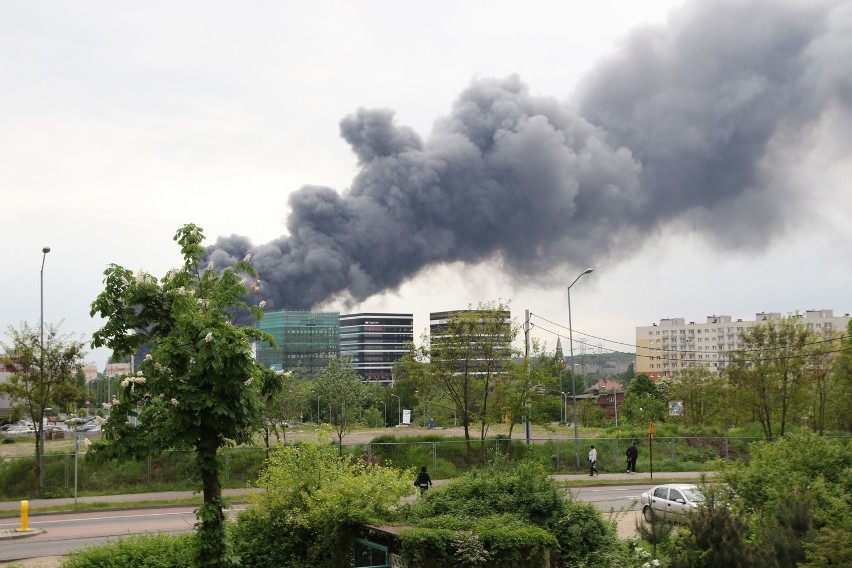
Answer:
529 312 850 356
528 317 852 362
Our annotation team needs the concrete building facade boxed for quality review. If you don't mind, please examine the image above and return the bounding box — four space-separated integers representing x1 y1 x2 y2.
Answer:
635 309 850 380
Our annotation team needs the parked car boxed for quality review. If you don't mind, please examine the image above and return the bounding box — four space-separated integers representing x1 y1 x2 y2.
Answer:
641 483 705 522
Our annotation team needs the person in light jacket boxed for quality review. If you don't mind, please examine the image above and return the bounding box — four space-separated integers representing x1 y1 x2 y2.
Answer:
588 445 598 476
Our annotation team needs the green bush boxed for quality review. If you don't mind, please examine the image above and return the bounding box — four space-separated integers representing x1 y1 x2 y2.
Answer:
406 458 615 567
62 533 195 567
230 442 413 567
411 460 563 525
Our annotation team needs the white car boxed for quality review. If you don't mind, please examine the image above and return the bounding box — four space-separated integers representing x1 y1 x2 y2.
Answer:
640 483 705 522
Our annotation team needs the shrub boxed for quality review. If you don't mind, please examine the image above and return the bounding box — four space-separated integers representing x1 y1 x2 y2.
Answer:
62 533 195 567
230 442 413 567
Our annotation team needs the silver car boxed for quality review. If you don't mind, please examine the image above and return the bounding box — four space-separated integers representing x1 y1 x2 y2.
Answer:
641 483 705 522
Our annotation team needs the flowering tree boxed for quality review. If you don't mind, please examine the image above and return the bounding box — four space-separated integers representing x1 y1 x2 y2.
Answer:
90 224 275 568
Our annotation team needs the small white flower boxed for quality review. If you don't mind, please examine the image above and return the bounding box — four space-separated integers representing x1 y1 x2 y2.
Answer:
207 260 215 270
240 277 247 285
204 332 213 343
259 300 267 309
642 563 651 568
102 402 112 410
134 376 146 385
145 354 153 361
137 370 144 376
244 377 253 386
652 560 661 567
154 362 166 372
82 438 92 448
243 254 252 262
120 379 130 388
170 398 179 406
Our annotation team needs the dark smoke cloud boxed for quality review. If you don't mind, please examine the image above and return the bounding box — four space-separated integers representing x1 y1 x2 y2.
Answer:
208 0 852 311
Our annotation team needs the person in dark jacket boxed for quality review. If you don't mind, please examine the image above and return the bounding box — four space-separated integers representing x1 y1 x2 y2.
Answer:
626 440 639 473
415 465 432 494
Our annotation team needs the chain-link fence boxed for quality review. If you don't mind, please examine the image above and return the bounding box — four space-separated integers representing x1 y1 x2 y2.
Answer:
0 446 267 500
2 436 847 501
357 436 765 478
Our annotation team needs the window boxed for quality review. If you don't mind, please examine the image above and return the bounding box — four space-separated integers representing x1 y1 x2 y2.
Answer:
654 487 669 499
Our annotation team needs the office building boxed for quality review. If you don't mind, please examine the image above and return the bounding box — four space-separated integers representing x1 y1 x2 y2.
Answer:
429 308 513 370
257 310 340 373
340 313 413 384
635 309 849 379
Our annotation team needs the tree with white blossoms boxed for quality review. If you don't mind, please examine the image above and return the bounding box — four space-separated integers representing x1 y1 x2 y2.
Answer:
90 224 276 568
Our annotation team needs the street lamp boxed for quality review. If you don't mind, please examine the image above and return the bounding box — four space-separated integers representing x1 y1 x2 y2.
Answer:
568 267 593 469
560 392 567 425
39 246 51 491
390 393 401 426
378 400 387 427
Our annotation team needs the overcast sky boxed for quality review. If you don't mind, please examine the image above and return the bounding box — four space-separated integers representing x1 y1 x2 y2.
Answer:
3 0 850 370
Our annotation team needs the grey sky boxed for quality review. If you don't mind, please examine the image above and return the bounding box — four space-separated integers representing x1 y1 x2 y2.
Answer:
2 0 850 369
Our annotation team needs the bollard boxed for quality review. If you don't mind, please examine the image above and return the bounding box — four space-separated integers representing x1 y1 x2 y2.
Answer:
17 499 33 532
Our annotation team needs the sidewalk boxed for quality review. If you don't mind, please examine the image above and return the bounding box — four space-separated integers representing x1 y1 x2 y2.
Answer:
0 471 715 513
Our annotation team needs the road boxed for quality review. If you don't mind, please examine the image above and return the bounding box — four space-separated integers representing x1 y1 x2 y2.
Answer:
0 483 659 564
0 506 244 564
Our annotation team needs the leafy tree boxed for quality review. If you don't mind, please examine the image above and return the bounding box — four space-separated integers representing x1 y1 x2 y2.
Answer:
621 373 666 426
406 301 517 447
726 315 810 439
803 328 841 435
0 322 86 496
498 339 560 437
313 356 363 453
826 320 852 432
89 224 275 568
664 367 725 427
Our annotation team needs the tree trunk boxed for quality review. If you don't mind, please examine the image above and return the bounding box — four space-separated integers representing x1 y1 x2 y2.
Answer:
33 425 43 498
196 434 226 568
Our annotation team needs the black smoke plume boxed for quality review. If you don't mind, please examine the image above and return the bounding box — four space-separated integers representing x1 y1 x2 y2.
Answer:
207 0 851 311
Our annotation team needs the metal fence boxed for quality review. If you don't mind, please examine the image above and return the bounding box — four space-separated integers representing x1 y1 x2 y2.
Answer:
358 436 765 478
2 436 847 501
0 446 267 500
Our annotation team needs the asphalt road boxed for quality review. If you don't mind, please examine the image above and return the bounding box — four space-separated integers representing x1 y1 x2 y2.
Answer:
0 483 664 564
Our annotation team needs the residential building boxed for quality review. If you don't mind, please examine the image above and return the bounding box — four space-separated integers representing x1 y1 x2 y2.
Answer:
339 313 413 385
635 309 850 379
256 310 340 373
103 361 132 377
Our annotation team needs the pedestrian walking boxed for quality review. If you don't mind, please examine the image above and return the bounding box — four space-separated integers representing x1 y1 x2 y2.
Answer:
414 465 432 495
588 445 598 476
626 440 638 473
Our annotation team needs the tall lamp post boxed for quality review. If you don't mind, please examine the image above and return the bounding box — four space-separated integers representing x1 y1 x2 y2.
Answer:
568 267 593 469
378 400 387 427
39 246 51 492
390 393 401 426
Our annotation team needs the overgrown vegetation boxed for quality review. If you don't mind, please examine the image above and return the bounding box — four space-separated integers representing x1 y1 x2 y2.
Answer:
62 533 196 567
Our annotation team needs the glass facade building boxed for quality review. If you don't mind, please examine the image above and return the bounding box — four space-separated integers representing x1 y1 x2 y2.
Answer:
257 311 340 373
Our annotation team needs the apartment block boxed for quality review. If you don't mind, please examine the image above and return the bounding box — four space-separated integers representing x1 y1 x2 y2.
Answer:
635 309 849 379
